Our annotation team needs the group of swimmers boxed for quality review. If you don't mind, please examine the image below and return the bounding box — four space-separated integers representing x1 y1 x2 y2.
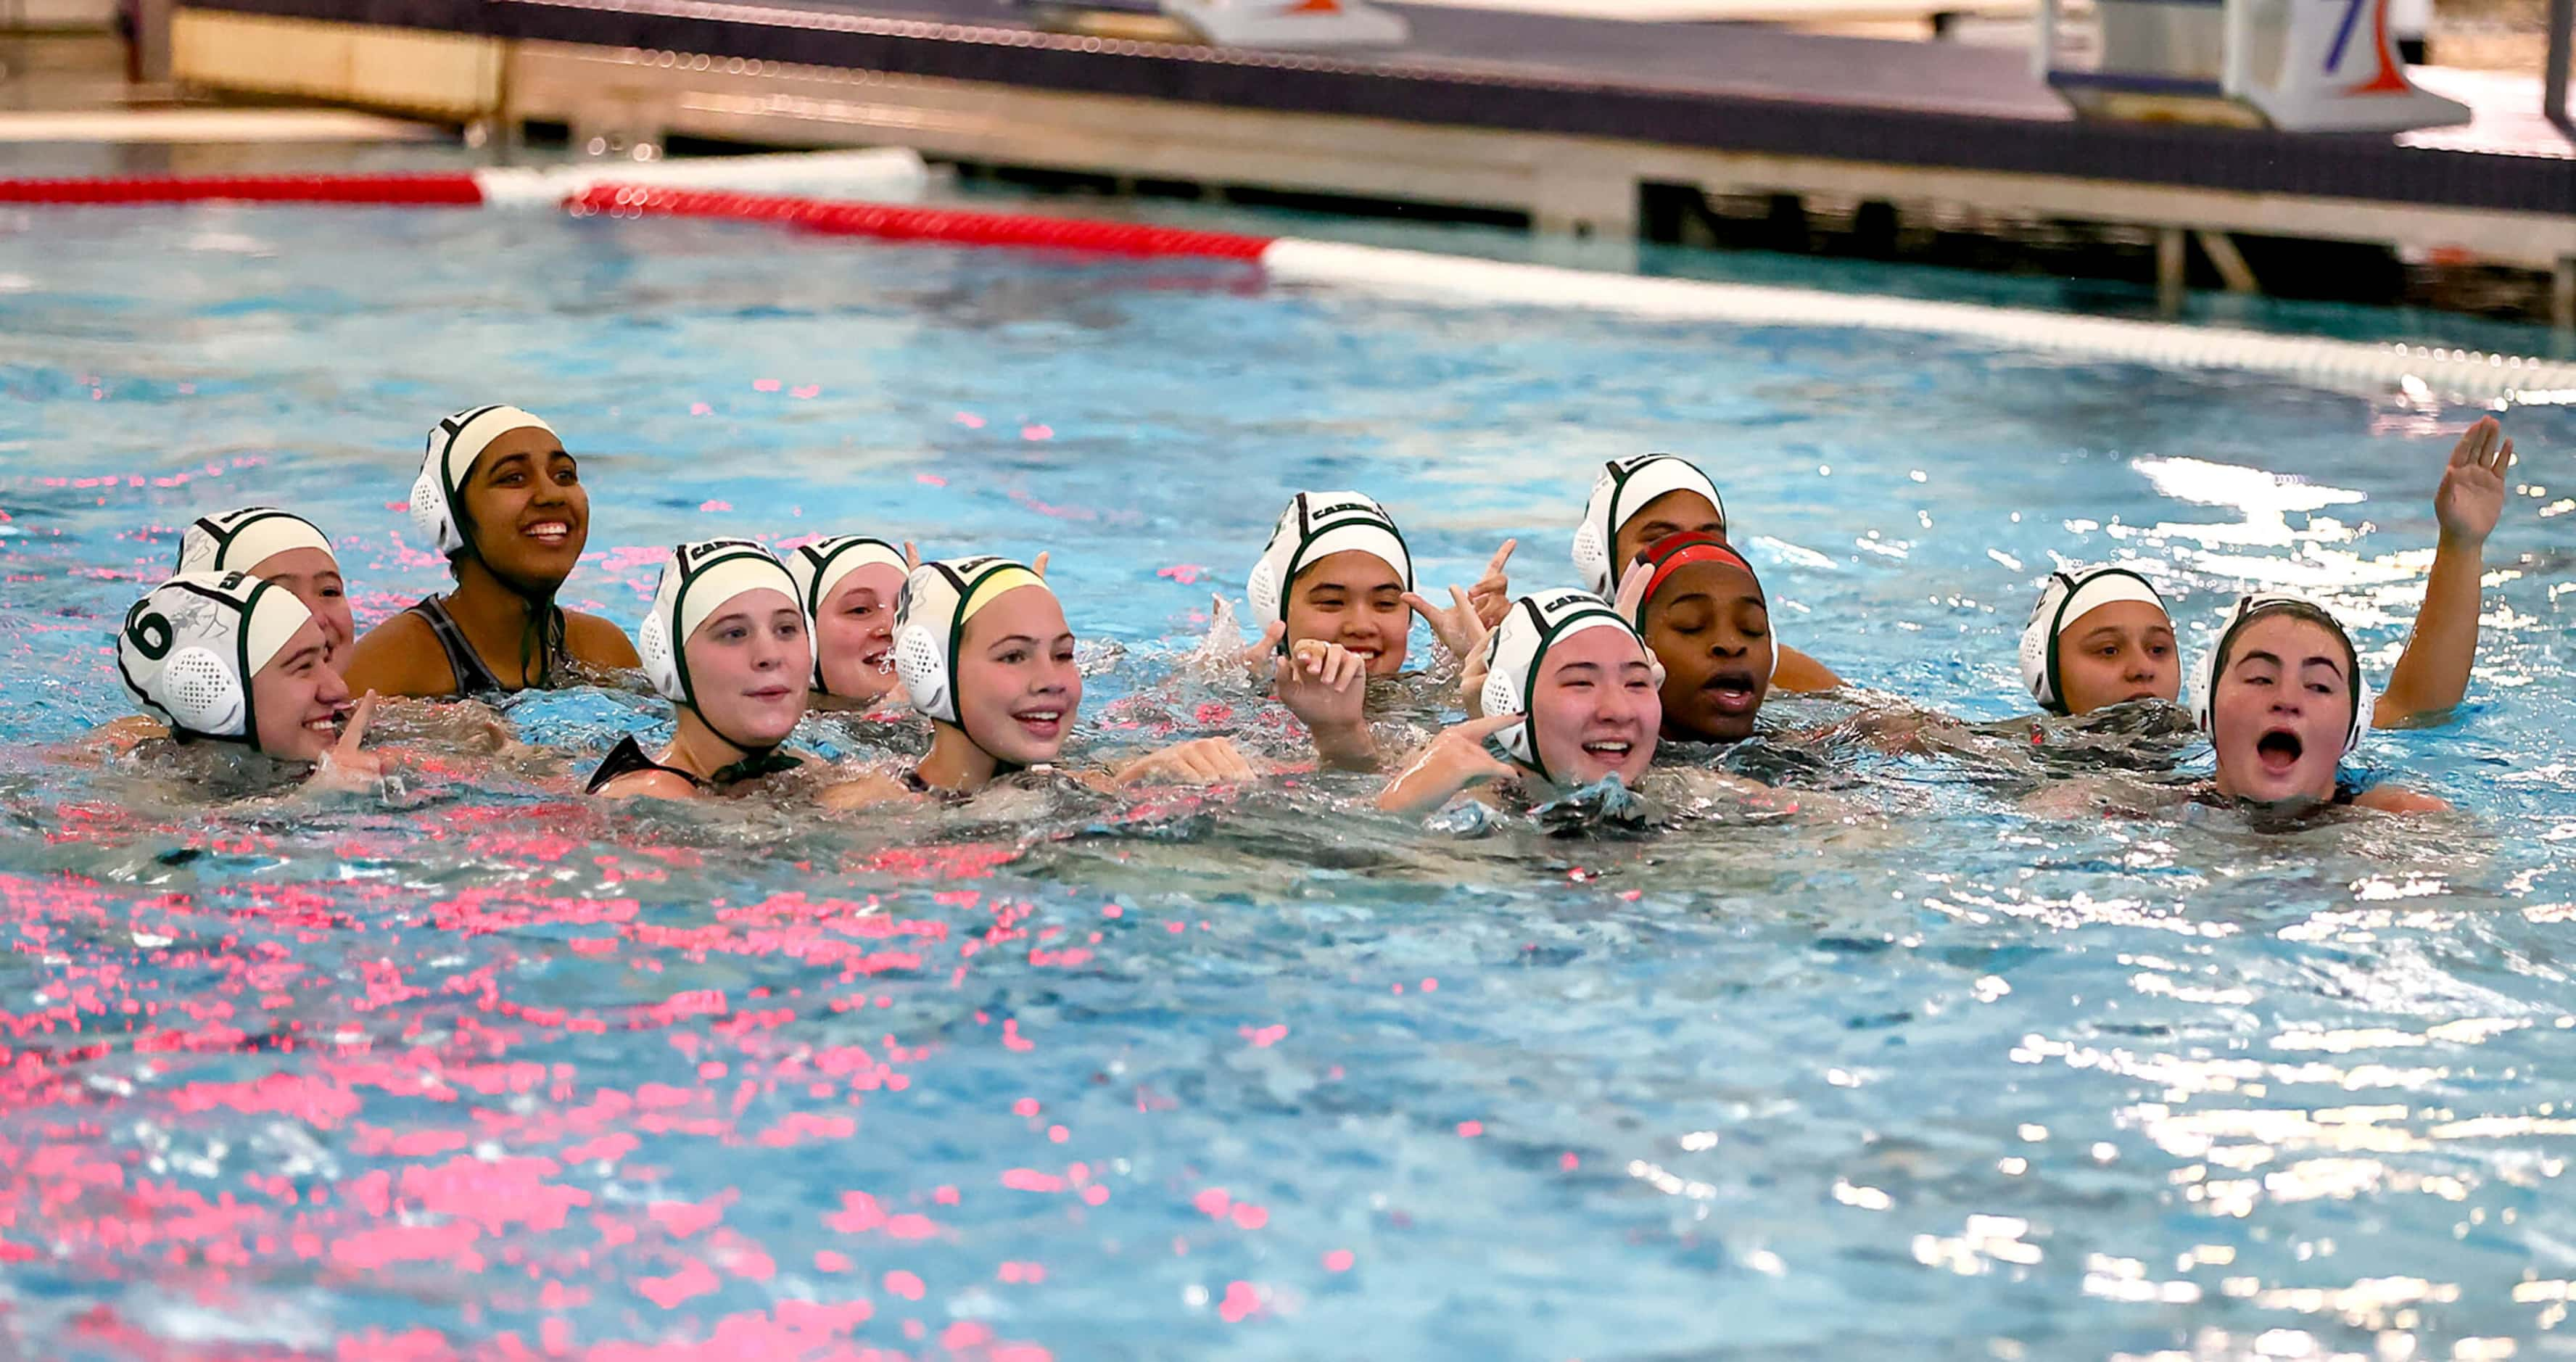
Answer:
105 401 2518 821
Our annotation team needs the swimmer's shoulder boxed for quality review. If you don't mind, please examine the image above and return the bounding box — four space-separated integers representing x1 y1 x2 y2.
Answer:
563 609 640 668
78 714 166 759
344 613 459 699
595 768 703 802
1772 645 1842 693
2350 784 2449 815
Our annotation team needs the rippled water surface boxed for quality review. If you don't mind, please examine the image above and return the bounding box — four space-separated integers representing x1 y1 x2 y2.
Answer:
4 203 2576 1361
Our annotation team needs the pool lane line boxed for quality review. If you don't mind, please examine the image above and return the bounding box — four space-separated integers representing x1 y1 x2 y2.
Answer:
564 185 1273 260
0 160 2561 399
567 183 2576 400
0 149 930 210
1255 238 2576 401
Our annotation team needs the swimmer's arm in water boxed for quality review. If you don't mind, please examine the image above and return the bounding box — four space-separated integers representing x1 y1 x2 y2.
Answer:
2352 784 2450 814
344 612 465 699
1108 737 1258 788
820 769 916 810
67 714 168 763
564 609 643 670
1376 711 1521 814
2377 416 2511 727
1772 645 1843 693
1276 640 1378 770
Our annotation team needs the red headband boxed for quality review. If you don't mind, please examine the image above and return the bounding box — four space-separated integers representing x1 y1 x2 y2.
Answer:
1638 532 1762 611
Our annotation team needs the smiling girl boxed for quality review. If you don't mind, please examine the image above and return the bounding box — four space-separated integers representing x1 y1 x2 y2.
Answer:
346 405 640 698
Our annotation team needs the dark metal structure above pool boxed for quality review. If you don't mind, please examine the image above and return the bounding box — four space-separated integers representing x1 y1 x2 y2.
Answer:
165 0 2576 318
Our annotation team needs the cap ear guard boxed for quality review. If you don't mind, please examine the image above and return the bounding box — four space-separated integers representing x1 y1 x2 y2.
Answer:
2190 593 2371 756
1570 520 1614 598
638 610 680 703
1246 559 1285 630
2019 573 2077 714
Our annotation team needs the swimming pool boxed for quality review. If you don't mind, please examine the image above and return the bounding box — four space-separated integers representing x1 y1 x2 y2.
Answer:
4 198 2576 1360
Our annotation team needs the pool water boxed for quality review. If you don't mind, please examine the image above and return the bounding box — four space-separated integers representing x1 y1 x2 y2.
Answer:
4 201 2576 1361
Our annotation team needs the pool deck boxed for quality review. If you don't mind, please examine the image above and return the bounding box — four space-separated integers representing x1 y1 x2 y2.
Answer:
155 0 2576 313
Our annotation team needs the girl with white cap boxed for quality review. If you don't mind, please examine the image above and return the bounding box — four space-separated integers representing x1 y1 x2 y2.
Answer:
590 539 816 799
2020 417 2513 730
345 405 639 698
829 555 1254 804
1566 454 1841 693
178 506 353 664
90 506 359 755
1378 589 1661 813
783 535 912 709
1244 490 1510 770
116 570 382 791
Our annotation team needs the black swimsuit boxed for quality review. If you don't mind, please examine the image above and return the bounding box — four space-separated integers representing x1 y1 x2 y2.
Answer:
586 736 708 795
587 738 806 795
405 594 573 697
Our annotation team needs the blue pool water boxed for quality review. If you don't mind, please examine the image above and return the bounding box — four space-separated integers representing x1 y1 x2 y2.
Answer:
4 200 2576 1360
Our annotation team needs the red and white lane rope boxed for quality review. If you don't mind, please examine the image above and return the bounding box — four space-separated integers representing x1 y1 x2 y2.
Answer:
0 149 2564 399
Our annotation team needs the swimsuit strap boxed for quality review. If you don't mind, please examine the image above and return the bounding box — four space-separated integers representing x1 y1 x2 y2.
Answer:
586 735 711 795
406 595 576 696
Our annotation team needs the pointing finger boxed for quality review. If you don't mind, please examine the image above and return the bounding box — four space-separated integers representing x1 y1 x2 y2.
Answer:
1483 538 1517 579
339 691 379 750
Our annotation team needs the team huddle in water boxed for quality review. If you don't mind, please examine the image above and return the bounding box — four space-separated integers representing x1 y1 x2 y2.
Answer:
103 400 2519 822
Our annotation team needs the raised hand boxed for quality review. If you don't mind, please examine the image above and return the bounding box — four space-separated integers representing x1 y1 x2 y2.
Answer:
2435 415 2513 546
902 540 922 572
1404 584 1490 665
1277 639 1374 767
1032 551 1051 579
1466 539 1516 630
1238 616 1288 679
308 690 386 792
1377 710 1523 813
1115 736 1257 787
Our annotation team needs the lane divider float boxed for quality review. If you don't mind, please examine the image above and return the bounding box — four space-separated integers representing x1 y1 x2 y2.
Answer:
1 152 2566 398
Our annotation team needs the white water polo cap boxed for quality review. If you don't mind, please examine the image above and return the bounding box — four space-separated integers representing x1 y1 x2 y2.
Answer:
1479 588 1648 783
178 507 335 576
892 556 1051 726
1574 454 1727 596
409 404 561 559
117 571 315 748
637 538 809 709
785 535 908 693
1246 492 1413 642
2019 566 2171 714
2187 593 2372 756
